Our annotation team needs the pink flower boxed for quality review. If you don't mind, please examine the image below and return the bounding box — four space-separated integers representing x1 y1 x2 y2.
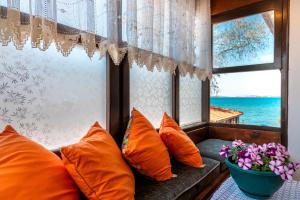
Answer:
269 160 285 175
288 162 300 171
219 145 230 158
238 158 252 170
232 140 246 148
280 166 294 180
247 144 262 165
274 150 286 162
253 154 263 165
259 144 268 153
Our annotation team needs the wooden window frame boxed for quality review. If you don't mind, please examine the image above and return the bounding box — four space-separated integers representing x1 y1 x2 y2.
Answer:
206 0 289 146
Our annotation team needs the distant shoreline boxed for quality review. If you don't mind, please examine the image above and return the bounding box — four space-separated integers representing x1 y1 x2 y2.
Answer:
211 96 280 98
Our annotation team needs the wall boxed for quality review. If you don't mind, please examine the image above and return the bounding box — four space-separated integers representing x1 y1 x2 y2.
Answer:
288 0 300 180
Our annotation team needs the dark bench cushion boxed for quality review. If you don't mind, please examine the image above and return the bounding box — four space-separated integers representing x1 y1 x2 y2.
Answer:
135 157 220 200
197 139 232 172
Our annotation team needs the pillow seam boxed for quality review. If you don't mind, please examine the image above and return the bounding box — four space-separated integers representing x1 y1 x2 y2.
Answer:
61 150 101 200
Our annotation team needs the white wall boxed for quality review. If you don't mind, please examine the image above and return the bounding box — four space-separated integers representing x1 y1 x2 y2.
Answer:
288 0 300 180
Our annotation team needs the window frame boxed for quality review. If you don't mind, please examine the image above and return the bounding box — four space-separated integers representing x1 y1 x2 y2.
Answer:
207 0 288 146
212 0 282 73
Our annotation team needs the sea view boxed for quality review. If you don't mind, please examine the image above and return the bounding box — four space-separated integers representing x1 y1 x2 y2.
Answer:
210 97 281 127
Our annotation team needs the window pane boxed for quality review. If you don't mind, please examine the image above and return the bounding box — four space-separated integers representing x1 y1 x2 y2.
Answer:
179 76 202 126
0 43 106 149
210 70 281 127
130 65 172 127
213 11 274 68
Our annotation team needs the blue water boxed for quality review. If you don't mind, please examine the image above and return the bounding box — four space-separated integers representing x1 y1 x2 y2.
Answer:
210 97 281 127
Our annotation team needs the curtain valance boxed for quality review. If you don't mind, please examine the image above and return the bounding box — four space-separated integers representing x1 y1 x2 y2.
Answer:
0 0 211 80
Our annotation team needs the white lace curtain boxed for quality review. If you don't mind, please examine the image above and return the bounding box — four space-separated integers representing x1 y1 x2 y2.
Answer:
124 0 211 79
0 0 211 80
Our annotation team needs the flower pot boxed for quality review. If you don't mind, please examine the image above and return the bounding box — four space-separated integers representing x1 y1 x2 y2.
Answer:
225 158 284 199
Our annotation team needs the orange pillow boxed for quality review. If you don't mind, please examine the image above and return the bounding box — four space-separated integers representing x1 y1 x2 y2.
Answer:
159 113 205 168
122 108 173 181
61 122 135 200
0 125 80 200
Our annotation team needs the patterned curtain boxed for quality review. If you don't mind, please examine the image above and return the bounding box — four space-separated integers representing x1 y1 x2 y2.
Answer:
0 0 211 80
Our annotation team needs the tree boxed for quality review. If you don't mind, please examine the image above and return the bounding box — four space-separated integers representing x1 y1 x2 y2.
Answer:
211 13 273 96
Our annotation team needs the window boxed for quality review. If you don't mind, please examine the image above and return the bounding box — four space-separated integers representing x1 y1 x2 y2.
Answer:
210 70 281 127
179 75 202 126
0 43 107 149
213 11 274 68
130 64 172 128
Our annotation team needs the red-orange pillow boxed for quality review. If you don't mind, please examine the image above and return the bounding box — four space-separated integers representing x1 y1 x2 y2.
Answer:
61 122 135 200
0 125 80 200
159 113 205 168
122 108 173 181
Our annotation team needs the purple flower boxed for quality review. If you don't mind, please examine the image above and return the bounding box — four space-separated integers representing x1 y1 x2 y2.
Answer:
238 150 250 159
259 144 268 153
269 160 285 175
238 158 252 170
274 150 286 162
232 139 246 148
219 145 230 158
266 147 277 157
253 154 263 165
281 166 294 180
288 162 300 171
219 140 296 181
247 144 262 163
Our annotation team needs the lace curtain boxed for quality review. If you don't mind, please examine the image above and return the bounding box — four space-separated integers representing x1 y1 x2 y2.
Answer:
0 0 211 80
0 0 126 65
124 0 212 80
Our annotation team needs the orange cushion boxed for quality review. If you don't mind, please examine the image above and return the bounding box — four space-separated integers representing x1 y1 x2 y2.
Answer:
122 108 173 181
61 122 135 200
159 113 205 168
0 125 80 200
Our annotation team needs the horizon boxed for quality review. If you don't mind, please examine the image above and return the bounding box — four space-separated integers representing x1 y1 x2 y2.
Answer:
211 96 280 98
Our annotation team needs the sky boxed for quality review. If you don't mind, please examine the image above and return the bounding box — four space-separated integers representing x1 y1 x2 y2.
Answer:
211 70 281 97
212 11 279 97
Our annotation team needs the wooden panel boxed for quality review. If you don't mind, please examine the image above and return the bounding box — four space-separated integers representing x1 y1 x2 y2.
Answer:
209 126 281 144
195 170 230 200
211 0 264 16
186 127 209 144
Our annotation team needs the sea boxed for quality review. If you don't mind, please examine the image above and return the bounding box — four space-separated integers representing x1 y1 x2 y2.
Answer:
210 97 281 127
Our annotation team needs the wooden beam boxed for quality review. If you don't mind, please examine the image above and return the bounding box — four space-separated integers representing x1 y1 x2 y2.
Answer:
202 79 210 122
106 54 121 144
211 0 263 16
209 126 281 145
280 0 289 147
172 68 180 123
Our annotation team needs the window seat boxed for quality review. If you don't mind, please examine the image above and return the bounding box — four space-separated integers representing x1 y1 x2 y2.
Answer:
197 139 232 172
134 157 220 200
52 139 233 200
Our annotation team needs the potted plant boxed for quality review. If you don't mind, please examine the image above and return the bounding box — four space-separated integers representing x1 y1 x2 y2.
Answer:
220 140 299 199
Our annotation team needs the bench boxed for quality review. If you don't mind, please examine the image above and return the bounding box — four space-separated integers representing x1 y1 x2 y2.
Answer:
53 139 232 200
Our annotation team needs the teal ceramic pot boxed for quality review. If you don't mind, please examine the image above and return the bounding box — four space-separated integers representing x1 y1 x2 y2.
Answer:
225 158 284 199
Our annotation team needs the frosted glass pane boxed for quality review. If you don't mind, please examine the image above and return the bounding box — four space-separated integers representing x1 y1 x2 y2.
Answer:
130 64 172 128
179 76 202 126
0 43 106 149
